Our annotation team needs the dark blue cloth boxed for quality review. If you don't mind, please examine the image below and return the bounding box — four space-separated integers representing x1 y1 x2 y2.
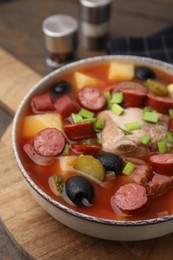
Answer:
106 24 173 64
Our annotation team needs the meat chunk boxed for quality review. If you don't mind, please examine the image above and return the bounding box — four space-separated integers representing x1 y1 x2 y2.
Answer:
111 183 148 214
148 174 173 198
130 165 152 185
98 108 169 154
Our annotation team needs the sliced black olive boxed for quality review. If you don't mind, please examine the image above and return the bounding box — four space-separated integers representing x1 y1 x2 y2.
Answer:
96 152 124 174
51 80 71 96
135 66 155 81
65 176 94 207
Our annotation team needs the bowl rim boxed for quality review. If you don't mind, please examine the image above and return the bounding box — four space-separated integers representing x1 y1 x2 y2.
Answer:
12 54 173 227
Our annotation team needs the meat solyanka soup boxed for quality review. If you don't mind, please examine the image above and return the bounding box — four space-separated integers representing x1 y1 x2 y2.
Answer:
19 61 173 221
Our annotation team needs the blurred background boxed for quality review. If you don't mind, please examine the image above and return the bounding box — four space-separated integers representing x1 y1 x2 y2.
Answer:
0 0 172 76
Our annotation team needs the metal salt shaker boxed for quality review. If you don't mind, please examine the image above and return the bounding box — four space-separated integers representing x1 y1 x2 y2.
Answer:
42 14 78 69
79 0 112 50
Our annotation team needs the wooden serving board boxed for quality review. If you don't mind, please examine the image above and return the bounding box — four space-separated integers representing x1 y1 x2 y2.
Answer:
0 47 173 260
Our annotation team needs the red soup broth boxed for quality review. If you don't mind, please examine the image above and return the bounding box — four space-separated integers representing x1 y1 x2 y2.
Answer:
18 62 173 221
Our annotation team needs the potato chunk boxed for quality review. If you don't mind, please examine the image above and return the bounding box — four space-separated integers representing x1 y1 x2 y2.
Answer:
58 156 78 178
108 62 135 81
74 71 101 89
22 113 62 138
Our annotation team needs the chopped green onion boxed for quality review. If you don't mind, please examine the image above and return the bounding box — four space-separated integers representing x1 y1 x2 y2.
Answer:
110 92 124 104
157 140 168 153
97 132 102 144
169 108 173 118
143 106 151 113
81 118 96 123
63 144 70 155
118 127 133 135
140 135 151 145
122 162 136 176
143 111 159 123
78 154 84 159
125 122 141 131
166 132 173 144
104 91 111 101
94 118 105 130
79 108 94 118
104 91 112 108
111 103 124 116
72 113 83 124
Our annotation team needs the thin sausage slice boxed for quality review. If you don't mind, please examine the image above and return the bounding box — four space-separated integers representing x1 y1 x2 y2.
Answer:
23 139 55 165
111 183 148 214
64 122 95 140
147 93 173 114
31 93 54 114
149 153 173 176
168 119 173 133
130 165 152 185
34 128 65 157
71 144 101 155
148 173 172 198
113 82 147 107
77 86 106 111
54 95 79 118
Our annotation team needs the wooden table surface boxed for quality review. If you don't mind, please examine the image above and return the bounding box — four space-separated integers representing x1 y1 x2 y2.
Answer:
0 0 173 259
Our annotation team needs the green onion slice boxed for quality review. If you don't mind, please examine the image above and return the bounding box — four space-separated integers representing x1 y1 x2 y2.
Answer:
111 103 124 116
110 92 124 104
104 90 111 101
125 122 141 131
97 132 102 144
143 106 151 113
169 108 173 118
157 140 168 154
72 113 83 124
122 162 136 176
79 108 94 118
81 118 96 123
166 132 173 144
63 144 70 155
140 135 151 145
143 111 159 123
94 118 105 130
118 127 133 135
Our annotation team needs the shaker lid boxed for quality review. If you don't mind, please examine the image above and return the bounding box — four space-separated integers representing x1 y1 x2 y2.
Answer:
42 14 78 38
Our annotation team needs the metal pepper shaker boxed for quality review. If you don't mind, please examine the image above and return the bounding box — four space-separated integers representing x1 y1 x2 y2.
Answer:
79 0 112 50
42 14 78 69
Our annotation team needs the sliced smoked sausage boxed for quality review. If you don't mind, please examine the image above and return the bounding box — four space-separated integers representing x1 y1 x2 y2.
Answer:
64 122 95 140
111 183 148 214
113 82 147 107
77 86 106 111
33 128 65 157
31 93 54 114
149 153 173 176
54 95 79 118
147 93 173 114
71 144 101 155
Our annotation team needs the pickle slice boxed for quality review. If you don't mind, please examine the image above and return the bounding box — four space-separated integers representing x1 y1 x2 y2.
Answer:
145 79 168 96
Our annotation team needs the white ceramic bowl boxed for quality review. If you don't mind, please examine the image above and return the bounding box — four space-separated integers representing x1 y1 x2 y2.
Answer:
12 55 173 241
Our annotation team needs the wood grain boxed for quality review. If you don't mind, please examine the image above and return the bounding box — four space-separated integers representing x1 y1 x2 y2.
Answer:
0 48 41 114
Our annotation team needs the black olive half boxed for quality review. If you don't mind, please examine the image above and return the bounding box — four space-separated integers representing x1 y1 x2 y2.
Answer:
51 80 71 96
65 176 94 207
135 66 155 81
96 152 124 174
